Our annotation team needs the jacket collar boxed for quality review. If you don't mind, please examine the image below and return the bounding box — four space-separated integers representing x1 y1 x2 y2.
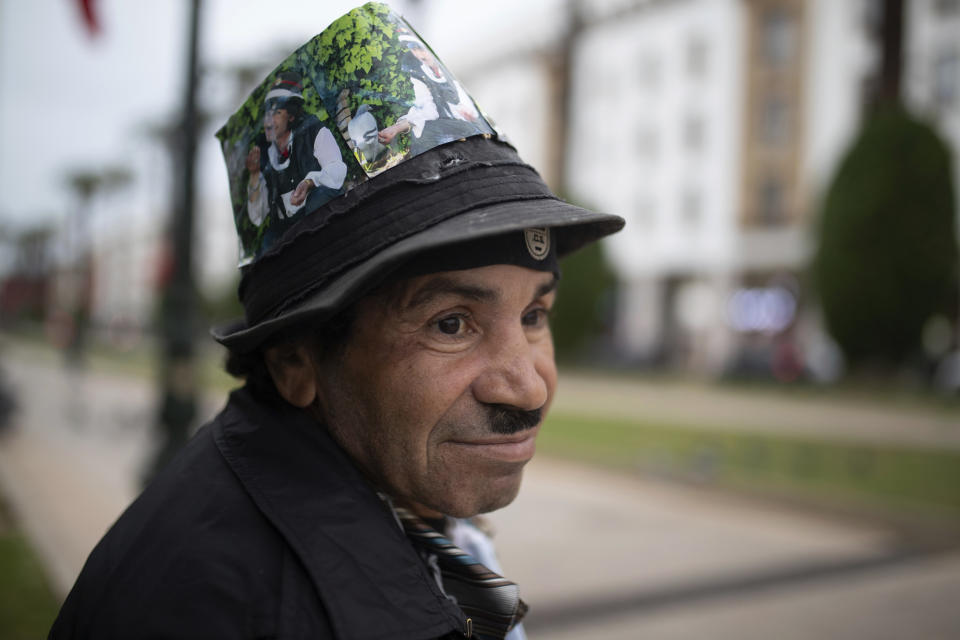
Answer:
213 387 465 640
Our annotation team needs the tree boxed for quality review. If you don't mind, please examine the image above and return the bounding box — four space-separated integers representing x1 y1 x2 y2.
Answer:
813 106 958 369
551 238 618 363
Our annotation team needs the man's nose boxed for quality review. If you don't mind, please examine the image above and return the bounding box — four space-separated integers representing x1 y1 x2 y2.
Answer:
471 326 549 412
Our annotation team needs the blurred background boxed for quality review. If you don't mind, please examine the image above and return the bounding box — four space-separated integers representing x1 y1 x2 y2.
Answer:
0 0 958 638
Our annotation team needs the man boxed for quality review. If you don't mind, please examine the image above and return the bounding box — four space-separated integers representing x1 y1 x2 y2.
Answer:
245 71 348 225
348 103 389 169
378 34 488 156
50 4 623 639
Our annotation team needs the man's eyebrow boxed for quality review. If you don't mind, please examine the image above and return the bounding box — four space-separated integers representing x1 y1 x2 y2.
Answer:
535 275 559 300
402 273 559 311
404 277 497 310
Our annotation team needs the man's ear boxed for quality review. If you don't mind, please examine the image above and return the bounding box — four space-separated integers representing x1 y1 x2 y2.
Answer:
263 342 317 408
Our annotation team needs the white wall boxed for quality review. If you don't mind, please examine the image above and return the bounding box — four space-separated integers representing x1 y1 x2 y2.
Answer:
905 0 960 241
567 0 744 279
459 58 554 183
802 0 876 206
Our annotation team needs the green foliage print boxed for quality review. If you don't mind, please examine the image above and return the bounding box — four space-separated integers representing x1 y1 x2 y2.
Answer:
302 3 414 135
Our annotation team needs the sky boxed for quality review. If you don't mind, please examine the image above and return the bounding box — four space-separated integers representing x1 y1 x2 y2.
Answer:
0 0 387 225
0 0 563 284
1 1 179 222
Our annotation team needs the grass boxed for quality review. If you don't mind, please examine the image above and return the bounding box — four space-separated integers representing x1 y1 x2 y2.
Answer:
541 411 960 522
0 501 60 638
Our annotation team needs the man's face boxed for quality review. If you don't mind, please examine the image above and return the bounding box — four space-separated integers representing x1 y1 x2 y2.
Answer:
263 112 276 143
412 46 439 70
313 264 558 518
269 107 293 139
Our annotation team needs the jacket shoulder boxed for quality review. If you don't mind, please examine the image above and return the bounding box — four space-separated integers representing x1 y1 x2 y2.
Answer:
49 410 305 638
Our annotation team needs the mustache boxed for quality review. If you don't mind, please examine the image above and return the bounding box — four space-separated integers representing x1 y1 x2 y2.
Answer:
485 404 543 435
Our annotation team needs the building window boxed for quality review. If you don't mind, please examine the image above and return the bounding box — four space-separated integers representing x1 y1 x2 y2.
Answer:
686 35 709 78
760 96 790 146
681 189 702 227
637 127 660 159
758 176 785 225
683 114 705 151
635 193 657 228
605 70 621 102
935 0 959 16
861 0 883 36
934 50 958 107
638 52 661 89
760 7 796 66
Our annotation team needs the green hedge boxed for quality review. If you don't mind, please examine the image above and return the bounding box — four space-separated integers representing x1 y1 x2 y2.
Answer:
813 107 958 368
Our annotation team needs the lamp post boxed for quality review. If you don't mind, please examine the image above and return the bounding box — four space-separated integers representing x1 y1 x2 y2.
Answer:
149 0 203 479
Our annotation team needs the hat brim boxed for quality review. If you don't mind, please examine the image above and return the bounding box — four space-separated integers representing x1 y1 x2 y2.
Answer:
212 198 623 353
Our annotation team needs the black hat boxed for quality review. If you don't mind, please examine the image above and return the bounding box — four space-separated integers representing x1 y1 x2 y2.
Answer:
213 3 623 353
263 71 305 112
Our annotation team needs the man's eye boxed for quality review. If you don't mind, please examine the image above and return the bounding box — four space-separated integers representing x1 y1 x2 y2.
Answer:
522 308 548 327
436 316 463 335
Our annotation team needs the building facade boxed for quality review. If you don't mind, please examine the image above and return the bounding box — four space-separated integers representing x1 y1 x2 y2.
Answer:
454 0 957 378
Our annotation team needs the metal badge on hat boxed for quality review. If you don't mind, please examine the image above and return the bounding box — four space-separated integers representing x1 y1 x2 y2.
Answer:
216 2 497 266
523 228 550 261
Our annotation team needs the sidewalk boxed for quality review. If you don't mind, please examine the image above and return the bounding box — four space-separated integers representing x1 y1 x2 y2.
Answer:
0 342 222 597
1 340 958 638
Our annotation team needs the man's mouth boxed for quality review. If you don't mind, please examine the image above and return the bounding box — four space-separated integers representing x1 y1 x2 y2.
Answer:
445 427 540 463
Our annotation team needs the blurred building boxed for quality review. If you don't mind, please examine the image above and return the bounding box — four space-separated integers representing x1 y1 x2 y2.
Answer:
7 0 955 373
0 227 55 325
46 192 232 350
905 0 960 206
453 0 960 378
86 224 163 348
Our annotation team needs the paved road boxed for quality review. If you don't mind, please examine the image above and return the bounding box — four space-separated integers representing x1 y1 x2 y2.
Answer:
492 459 960 639
1 339 958 638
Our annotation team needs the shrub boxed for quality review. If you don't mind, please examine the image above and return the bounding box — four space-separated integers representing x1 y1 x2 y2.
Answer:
813 107 958 369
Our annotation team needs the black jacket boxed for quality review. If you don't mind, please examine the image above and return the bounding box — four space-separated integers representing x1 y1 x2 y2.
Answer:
49 387 467 639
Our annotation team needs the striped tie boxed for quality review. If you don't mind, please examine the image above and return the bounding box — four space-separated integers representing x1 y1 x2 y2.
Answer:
395 508 528 640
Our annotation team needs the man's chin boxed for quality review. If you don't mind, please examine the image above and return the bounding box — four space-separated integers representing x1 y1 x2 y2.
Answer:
436 469 526 519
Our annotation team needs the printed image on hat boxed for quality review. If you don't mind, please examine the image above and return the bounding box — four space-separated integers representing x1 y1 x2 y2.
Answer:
216 2 495 266
213 2 625 353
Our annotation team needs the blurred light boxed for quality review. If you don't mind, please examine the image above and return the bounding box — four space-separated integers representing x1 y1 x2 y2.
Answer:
933 350 960 393
922 314 953 358
726 286 796 333
805 334 844 383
